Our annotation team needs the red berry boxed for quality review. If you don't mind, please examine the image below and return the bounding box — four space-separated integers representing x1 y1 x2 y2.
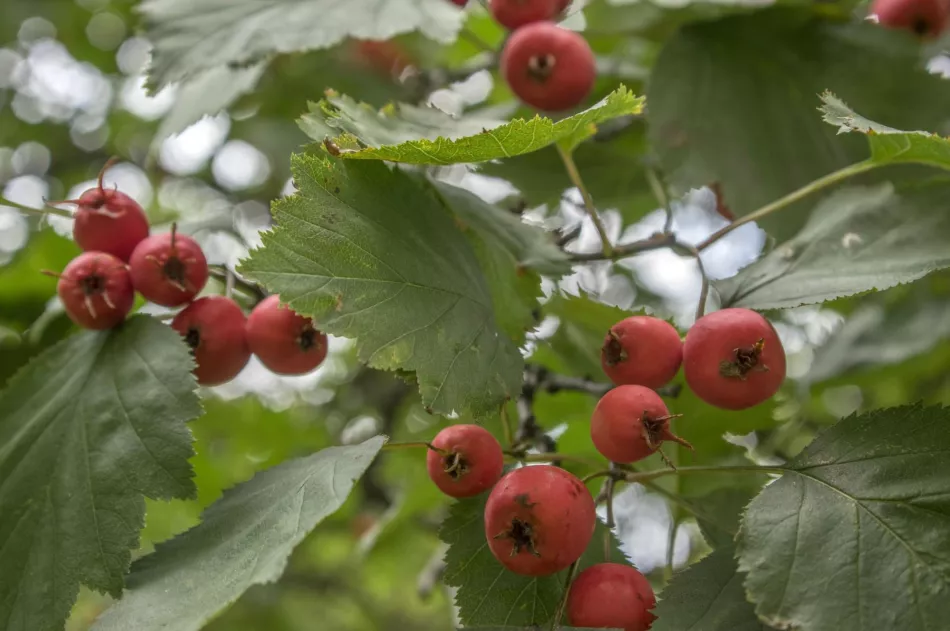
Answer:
870 0 949 37
56 252 134 330
500 22 596 111
568 563 656 631
426 424 504 498
245 295 329 375
171 296 250 386
490 0 559 29
450 0 467 5
601 316 682 388
485 464 595 576
683 308 786 410
129 227 208 307
591 385 691 464
556 0 571 11
66 163 150 262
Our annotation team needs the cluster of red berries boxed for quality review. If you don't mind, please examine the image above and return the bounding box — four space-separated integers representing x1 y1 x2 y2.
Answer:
51 163 328 386
871 0 950 37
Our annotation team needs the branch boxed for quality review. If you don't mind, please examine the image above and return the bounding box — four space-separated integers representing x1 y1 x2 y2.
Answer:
557 144 614 259
207 265 267 303
569 231 675 262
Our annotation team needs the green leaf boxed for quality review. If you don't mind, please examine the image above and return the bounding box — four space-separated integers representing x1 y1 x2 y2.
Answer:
821 92 950 169
715 182 950 311
238 155 522 417
0 316 200 631
687 488 760 549
140 0 464 89
305 87 644 164
737 404 950 631
651 547 771 631
91 436 386 631
647 9 950 239
441 492 626 627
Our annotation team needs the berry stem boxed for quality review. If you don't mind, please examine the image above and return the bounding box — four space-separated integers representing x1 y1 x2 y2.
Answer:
551 559 580 631
207 265 267 302
568 230 674 262
4 197 73 219
625 463 786 484
381 441 436 451
556 144 614 259
664 515 679 582
645 166 675 235
500 402 514 448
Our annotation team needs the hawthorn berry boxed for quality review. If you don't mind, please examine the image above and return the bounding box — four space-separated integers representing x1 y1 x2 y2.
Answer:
591 385 691 464
128 226 208 307
568 563 657 631
601 316 683 388
56 251 134 330
490 0 560 29
449 0 467 4
870 0 949 37
683 308 786 410
245 295 329 375
171 296 251 386
60 163 150 262
426 424 504 498
485 464 595 576
500 21 596 112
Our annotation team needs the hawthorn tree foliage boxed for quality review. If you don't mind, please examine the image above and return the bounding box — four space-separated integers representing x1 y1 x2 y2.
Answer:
2 0 950 630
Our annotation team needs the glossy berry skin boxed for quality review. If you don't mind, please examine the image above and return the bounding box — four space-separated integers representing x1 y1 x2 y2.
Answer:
601 316 683 389
490 0 560 29
245 295 328 375
568 563 657 631
870 0 949 37
485 465 595 576
683 308 786 410
426 425 504 498
171 296 250 386
56 252 134 330
128 230 208 307
501 22 596 111
591 385 691 464
68 165 149 262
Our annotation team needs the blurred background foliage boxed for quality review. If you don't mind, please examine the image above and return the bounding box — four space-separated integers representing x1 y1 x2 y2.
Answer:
2 0 950 630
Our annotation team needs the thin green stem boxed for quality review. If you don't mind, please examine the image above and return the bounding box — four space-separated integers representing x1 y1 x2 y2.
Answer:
551 559 580 630
509 452 603 469
381 441 435 452
626 464 785 485
2 197 73 219
696 160 878 251
557 144 614 258
500 403 514 448
664 517 678 582
670 240 710 322
645 167 675 234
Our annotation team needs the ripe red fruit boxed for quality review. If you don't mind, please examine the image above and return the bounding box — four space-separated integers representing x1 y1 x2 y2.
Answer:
556 0 571 11
591 385 691 464
485 464 595 576
500 22 596 112
128 227 208 307
62 163 150 262
601 316 682 388
426 424 504 498
245 295 329 375
352 40 414 79
683 308 786 410
56 251 134 330
450 0 467 5
568 563 657 631
870 0 949 37
490 0 560 29
171 296 250 386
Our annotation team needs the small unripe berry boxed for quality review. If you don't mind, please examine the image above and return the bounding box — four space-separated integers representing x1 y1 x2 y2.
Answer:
591 385 691 464
56 252 134 330
870 0 949 37
66 163 150 262
683 308 786 410
129 227 208 307
568 563 656 631
245 295 328 375
501 22 596 112
426 424 504 498
490 0 560 29
171 296 250 386
601 316 683 388
485 464 595 576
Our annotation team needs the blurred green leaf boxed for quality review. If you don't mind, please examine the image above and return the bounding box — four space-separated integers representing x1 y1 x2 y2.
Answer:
0 316 200 631
92 436 387 631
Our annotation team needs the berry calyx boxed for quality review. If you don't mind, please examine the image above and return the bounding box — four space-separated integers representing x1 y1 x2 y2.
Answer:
245 295 329 375
500 22 596 112
870 0 949 37
426 424 504 498
568 563 657 631
683 308 786 410
128 225 209 307
484 464 595 576
55 251 134 330
59 161 150 262
490 0 560 30
591 385 692 464
601 316 683 388
171 296 251 386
